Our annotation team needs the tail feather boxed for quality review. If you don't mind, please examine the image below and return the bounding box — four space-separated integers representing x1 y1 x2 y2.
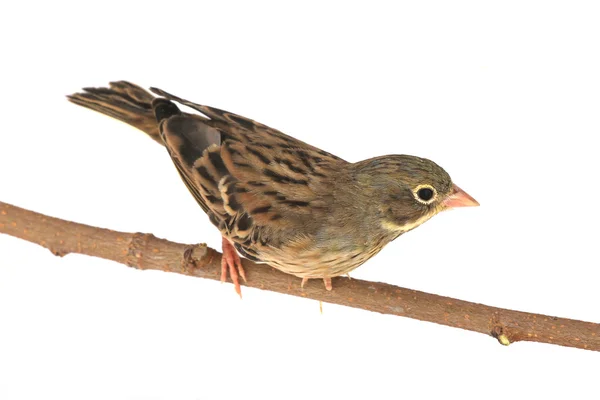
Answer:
67 81 162 144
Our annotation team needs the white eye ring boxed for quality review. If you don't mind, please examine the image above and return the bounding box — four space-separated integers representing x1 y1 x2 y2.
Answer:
413 184 437 205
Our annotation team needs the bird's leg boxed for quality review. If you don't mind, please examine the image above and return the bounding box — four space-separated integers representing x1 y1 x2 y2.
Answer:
300 277 333 291
220 237 246 297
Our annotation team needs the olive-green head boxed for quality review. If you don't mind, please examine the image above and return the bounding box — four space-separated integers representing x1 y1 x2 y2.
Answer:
353 155 478 234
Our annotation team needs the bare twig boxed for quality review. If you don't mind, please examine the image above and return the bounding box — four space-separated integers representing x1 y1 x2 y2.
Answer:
1 200 599 351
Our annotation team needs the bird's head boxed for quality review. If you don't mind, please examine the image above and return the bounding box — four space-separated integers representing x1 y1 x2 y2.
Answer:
353 155 478 235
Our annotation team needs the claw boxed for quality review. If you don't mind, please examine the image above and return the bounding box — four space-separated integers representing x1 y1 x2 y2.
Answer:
221 237 246 298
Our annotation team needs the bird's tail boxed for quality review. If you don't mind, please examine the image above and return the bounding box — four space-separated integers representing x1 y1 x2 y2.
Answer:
67 81 162 144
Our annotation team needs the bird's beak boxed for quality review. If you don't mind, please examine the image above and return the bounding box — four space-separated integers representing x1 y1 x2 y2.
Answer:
442 184 479 208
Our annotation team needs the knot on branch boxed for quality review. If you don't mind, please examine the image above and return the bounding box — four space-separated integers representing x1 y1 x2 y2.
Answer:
183 243 212 270
50 249 68 257
491 325 511 346
126 232 155 269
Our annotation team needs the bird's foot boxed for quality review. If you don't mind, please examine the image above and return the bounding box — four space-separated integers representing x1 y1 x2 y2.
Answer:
301 277 333 291
221 237 247 298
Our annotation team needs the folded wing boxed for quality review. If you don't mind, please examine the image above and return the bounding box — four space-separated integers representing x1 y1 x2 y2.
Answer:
151 88 347 262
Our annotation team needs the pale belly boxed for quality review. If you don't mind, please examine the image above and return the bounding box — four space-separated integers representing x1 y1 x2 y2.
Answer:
233 226 393 279
255 244 384 278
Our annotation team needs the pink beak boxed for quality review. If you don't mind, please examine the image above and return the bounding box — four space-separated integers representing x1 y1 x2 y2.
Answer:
442 184 480 208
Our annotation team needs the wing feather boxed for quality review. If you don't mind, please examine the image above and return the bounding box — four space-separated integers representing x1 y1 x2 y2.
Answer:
153 89 347 261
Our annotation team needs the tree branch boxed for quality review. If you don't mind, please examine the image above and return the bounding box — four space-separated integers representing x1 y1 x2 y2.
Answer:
1 200 598 352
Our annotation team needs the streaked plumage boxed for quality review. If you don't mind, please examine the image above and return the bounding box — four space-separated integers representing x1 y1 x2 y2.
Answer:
68 81 478 295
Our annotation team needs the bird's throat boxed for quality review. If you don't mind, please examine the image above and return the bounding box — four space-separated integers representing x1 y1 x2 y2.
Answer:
380 209 437 234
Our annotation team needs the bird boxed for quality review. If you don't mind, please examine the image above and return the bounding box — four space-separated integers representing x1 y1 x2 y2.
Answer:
68 81 479 297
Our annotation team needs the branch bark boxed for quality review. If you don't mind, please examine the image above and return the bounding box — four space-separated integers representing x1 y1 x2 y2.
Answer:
1 200 599 352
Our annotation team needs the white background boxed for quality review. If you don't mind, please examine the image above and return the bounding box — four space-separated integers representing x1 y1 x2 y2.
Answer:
1 1 599 399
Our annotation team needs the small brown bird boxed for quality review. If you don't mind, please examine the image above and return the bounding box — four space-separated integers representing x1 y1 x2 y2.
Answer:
68 81 478 296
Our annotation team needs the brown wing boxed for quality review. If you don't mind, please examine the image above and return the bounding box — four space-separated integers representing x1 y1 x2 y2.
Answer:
151 89 347 262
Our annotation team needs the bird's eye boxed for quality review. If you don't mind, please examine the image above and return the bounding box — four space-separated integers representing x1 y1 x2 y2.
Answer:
418 188 434 201
414 185 437 204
